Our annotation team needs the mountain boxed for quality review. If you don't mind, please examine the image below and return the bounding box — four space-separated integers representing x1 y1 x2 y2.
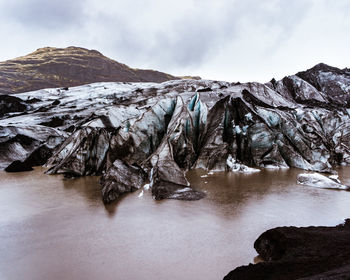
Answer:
0 46 182 94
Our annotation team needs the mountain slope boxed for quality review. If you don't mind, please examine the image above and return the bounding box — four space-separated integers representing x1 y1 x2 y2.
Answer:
0 46 179 94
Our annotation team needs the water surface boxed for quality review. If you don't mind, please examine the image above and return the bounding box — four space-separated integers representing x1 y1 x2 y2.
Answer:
1 167 350 280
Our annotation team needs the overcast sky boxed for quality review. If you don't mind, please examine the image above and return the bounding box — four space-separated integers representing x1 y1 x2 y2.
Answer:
0 0 349 82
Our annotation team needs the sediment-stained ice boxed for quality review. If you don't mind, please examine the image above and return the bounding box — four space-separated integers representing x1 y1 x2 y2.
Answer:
1 63 350 202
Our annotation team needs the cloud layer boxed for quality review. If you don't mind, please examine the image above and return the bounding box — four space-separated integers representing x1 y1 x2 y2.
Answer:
0 0 349 82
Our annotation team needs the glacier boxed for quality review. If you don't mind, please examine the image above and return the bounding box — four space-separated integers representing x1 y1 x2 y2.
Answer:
1 63 350 203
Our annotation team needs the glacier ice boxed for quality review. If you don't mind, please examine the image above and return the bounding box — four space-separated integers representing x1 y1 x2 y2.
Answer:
1 66 350 203
297 173 349 190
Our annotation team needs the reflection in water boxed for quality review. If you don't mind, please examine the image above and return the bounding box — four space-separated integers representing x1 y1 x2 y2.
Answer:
103 194 131 217
61 175 101 204
0 166 350 280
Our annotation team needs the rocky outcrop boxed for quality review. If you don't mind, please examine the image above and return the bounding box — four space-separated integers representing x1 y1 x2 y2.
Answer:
0 46 180 95
224 220 350 280
1 63 349 203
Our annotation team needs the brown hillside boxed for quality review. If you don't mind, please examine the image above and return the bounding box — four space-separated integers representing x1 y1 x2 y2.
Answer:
0 46 180 94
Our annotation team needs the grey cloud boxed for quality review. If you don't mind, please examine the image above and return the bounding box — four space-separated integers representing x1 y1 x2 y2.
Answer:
91 4 233 69
0 0 312 68
0 0 348 82
0 0 86 29
96 0 311 69
112 16 232 69
229 0 312 50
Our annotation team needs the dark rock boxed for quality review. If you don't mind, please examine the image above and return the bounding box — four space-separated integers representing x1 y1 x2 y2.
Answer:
64 125 76 133
0 95 28 116
5 160 33 172
39 116 66 127
270 78 277 87
24 145 53 167
298 264 350 279
25 97 42 104
52 100 60 105
135 88 143 93
196 87 213 92
224 220 350 280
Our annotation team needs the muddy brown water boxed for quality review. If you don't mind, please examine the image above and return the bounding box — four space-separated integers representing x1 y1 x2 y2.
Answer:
1 167 350 280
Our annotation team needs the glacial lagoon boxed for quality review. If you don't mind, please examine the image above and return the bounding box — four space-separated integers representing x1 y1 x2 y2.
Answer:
1 167 350 280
